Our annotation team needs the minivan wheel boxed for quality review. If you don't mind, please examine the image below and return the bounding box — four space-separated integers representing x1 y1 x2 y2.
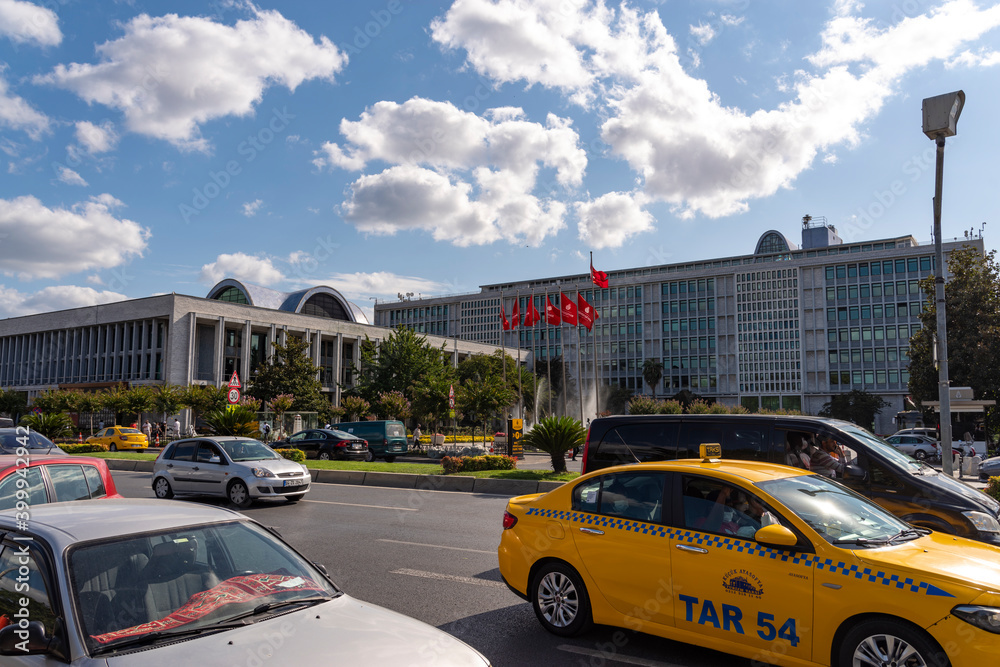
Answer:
153 477 173 499
227 480 252 509
532 562 592 637
384 456 396 463
838 618 949 667
364 450 375 462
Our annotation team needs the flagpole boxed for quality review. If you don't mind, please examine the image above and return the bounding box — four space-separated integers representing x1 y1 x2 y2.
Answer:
576 291 583 424
591 252 599 419
532 291 537 426
546 292 552 418
516 291 523 420
500 290 507 388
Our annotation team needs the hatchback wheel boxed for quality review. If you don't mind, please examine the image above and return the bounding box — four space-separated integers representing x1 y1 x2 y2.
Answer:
228 480 252 509
914 450 927 461
153 477 173 499
532 562 591 637
839 618 948 667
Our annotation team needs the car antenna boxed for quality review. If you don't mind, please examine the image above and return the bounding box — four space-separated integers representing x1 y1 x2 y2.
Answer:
612 429 642 464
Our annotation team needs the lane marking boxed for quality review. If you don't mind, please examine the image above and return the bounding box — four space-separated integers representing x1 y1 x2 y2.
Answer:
301 499 418 511
377 539 493 554
391 568 506 588
557 645 682 667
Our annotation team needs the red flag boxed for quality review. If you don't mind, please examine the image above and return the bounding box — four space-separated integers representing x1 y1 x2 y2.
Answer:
560 292 577 325
524 297 541 327
500 307 511 331
591 262 609 289
545 295 561 326
578 293 598 331
511 300 520 328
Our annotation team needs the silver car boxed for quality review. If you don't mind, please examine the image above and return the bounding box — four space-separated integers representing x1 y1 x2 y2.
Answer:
0 499 491 666
884 433 939 461
152 436 310 507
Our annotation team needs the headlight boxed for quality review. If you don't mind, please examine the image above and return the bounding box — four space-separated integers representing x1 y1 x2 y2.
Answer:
953 605 1000 634
963 511 1000 534
251 468 275 478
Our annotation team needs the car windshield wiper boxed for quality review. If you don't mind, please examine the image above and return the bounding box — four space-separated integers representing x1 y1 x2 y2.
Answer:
217 594 336 624
831 535 890 547
92 620 250 654
889 528 929 544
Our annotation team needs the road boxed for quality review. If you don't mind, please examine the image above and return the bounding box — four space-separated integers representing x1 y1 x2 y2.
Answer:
113 470 762 667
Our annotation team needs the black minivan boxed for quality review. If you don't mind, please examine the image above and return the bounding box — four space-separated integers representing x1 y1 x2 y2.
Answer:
583 414 1000 544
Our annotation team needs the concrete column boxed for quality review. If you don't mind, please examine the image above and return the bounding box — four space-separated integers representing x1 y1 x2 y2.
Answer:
268 324 277 363
332 333 342 406
215 316 225 386
241 320 252 383
187 314 197 385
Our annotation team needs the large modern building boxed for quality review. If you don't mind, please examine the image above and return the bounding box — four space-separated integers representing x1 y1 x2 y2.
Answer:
0 279 502 430
374 220 985 434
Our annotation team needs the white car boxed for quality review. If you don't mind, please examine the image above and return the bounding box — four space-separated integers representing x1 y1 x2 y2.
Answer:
0 499 491 666
893 428 982 457
152 436 310 507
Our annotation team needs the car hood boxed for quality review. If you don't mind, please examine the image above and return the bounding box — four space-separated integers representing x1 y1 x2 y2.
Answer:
856 532 1000 597
104 596 490 666
919 468 1000 514
234 457 307 475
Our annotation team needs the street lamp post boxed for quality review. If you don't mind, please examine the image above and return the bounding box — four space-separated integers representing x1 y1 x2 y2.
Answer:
922 90 965 476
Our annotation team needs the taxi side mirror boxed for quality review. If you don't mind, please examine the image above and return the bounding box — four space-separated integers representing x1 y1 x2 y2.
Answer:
754 524 798 548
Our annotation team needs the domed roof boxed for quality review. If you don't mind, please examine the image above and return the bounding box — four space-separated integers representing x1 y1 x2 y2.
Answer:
206 279 369 324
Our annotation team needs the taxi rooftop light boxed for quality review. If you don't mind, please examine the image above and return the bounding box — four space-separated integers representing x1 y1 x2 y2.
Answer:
699 443 722 461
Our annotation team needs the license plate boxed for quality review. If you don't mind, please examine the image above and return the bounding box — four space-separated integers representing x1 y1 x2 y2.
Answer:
283 479 304 487
351 444 361 450
391 447 402 452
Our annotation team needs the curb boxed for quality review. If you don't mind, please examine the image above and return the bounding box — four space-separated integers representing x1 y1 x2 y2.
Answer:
105 458 565 497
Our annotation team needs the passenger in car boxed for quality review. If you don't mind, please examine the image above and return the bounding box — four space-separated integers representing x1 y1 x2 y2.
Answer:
785 433 812 470
806 438 845 478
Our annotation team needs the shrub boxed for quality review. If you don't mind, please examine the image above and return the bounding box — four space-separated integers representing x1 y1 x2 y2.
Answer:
686 399 712 414
440 454 516 474
708 402 730 414
441 455 463 474
61 443 110 454
628 396 661 415
659 400 683 414
275 448 305 463
986 477 1000 503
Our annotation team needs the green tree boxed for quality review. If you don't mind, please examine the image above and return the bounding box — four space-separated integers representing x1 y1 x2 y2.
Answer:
456 376 516 446
181 385 227 428
151 385 184 425
0 388 28 422
267 393 294 438
819 389 890 431
99 385 131 425
204 405 260 437
642 358 664 399
20 412 73 440
124 385 154 425
521 416 586 473
375 390 411 420
66 390 102 435
247 336 326 413
339 395 369 422
909 246 1000 428
30 389 74 414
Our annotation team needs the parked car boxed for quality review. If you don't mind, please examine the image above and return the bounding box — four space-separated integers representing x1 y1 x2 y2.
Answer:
583 414 1000 544
151 436 310 507
894 427 983 457
980 455 1000 480
884 433 938 460
335 420 408 462
0 418 12 428
0 454 121 510
86 425 148 451
499 453 1000 666
276 428 369 460
0 427 66 455
0 499 492 666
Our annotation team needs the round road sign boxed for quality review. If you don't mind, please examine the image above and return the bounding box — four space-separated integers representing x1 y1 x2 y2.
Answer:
227 388 241 404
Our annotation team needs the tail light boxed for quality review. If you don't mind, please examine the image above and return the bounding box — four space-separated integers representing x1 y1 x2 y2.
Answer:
502 511 518 530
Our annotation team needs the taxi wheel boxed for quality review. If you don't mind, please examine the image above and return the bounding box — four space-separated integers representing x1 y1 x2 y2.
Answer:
532 562 592 637
227 480 252 509
153 477 173 499
109 443 117 452
838 618 949 667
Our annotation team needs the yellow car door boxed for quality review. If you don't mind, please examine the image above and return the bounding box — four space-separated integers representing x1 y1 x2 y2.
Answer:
569 471 674 626
670 473 813 663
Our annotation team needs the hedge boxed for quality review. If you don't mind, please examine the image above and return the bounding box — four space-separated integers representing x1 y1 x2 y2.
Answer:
60 443 110 454
986 477 1000 503
275 448 306 463
441 454 517 474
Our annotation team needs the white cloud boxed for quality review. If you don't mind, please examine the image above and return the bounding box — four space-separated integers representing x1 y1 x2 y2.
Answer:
75 120 119 153
576 191 653 248
0 0 61 46
690 22 716 46
242 199 263 216
308 271 446 299
56 165 88 186
0 68 49 139
37 8 345 150
318 97 585 246
432 0 1000 220
720 14 745 27
0 194 149 279
0 284 127 318
199 252 284 286
947 48 1000 67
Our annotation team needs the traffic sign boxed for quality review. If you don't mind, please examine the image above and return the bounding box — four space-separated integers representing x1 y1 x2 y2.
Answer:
228 372 241 388
227 388 241 404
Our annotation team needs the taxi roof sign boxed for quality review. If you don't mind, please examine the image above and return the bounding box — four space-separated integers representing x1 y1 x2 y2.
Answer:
699 443 722 461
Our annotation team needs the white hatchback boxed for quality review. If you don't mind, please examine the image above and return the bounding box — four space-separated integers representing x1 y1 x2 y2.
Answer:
152 436 310 507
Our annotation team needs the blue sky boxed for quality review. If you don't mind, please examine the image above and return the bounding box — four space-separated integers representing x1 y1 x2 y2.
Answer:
1 0 999 322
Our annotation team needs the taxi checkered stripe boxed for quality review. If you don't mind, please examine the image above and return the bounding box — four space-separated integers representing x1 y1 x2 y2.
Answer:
525 507 954 598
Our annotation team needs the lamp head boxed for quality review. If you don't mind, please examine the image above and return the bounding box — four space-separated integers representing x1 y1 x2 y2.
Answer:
922 90 965 139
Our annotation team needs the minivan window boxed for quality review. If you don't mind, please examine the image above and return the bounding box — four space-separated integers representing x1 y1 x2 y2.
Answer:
386 423 405 438
592 422 680 468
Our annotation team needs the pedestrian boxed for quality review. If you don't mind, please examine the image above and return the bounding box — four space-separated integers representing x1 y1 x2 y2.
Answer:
142 420 152 442
412 424 422 448
98 420 104 431
324 422 331 430
173 418 181 439
261 422 271 442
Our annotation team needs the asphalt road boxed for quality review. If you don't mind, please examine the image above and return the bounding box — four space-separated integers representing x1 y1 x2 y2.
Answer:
112 470 761 667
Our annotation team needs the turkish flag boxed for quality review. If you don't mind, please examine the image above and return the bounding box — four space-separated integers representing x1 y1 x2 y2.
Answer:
560 292 577 325
578 293 598 330
524 297 541 327
511 300 520 328
500 307 510 331
545 295 561 326
591 262 609 289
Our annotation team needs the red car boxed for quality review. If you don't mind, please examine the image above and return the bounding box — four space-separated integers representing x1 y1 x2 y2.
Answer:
0 454 122 510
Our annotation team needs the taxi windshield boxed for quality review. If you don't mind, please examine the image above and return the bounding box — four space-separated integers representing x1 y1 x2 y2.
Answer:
69 520 338 655
757 475 911 547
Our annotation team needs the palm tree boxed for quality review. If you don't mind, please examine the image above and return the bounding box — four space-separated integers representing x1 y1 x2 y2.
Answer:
521 416 586 473
642 358 664 399
151 384 184 427
20 412 74 440
203 405 259 437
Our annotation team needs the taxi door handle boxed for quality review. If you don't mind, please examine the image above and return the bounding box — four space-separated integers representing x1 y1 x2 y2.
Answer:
579 527 605 535
675 544 708 554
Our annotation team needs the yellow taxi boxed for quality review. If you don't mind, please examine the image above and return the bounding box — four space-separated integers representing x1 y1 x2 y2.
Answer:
86 425 148 451
498 445 1000 666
